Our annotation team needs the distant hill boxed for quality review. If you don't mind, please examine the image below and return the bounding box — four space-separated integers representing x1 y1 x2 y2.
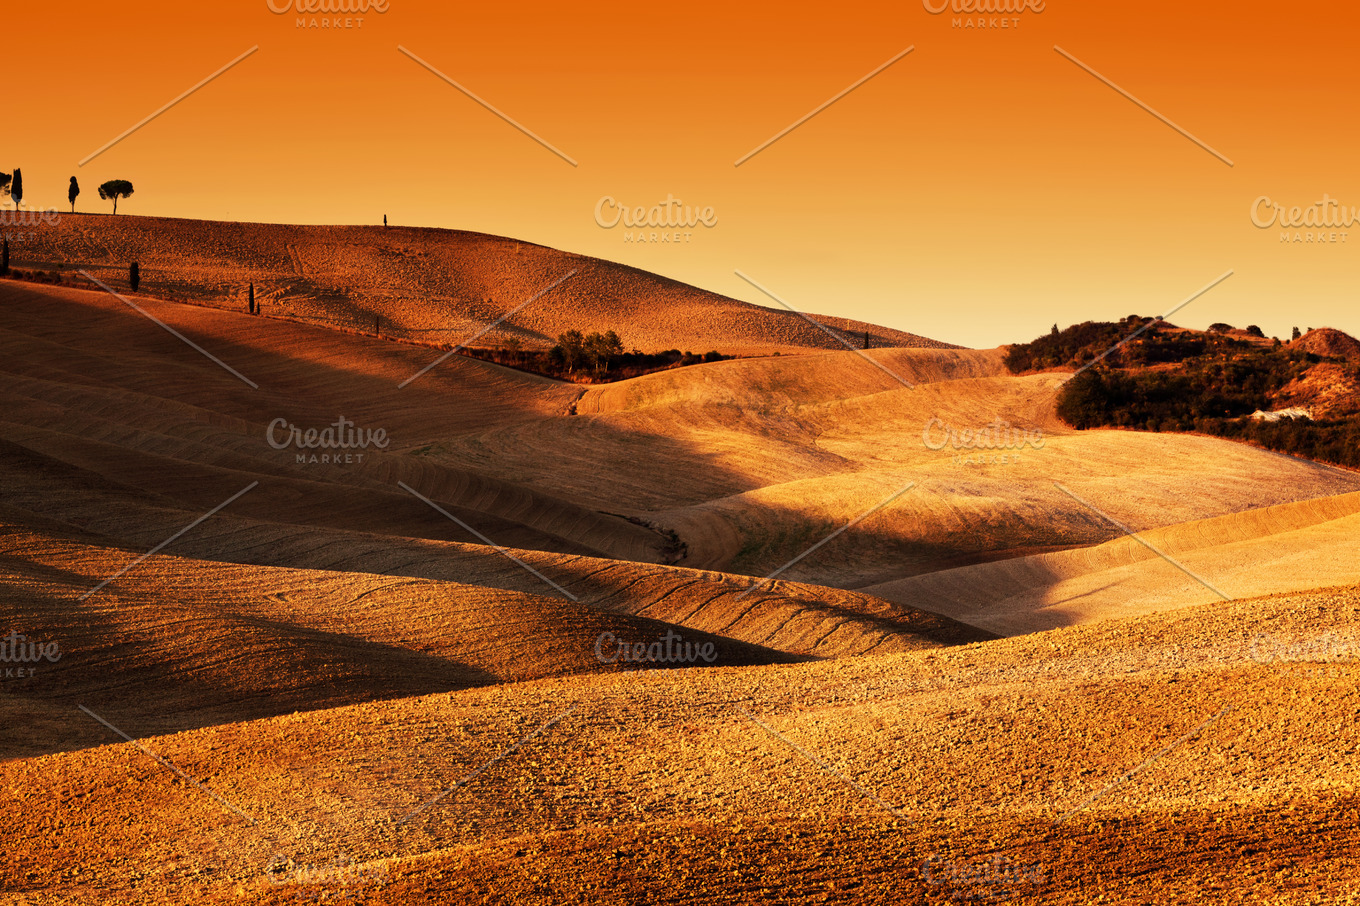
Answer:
10 213 957 355
1290 326 1360 361
1007 318 1360 467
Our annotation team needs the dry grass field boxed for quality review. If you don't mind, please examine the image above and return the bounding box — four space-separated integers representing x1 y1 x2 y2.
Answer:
3 225 1359 904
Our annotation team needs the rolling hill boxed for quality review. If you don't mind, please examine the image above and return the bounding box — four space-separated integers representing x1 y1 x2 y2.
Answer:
4 223 1360 905
9 214 955 355
5 278 1357 598
863 490 1360 634
5 582 1358 903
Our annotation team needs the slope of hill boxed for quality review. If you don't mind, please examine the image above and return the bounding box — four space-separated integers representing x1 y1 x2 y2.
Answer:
1290 326 1360 361
4 584 1358 903
1273 360 1360 419
11 214 955 355
863 491 1360 634
0 511 820 761
4 279 1358 598
5 233 1360 905
1271 327 1360 418
443 344 1360 585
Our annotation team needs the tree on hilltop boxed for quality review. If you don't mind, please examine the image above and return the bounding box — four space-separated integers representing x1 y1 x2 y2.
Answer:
98 179 134 214
69 177 80 213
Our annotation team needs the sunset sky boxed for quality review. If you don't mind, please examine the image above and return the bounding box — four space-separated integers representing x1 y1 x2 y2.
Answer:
6 0 1357 348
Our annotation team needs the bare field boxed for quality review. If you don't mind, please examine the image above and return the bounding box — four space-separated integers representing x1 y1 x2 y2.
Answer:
9 215 955 355
5 585 1359 903
3 265 1359 904
865 491 1360 634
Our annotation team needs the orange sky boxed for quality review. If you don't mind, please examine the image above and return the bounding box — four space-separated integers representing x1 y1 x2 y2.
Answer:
6 0 1357 347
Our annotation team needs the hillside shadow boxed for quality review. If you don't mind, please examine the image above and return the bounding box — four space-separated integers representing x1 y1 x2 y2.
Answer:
7 280 1283 644
0 587 505 761
0 283 769 560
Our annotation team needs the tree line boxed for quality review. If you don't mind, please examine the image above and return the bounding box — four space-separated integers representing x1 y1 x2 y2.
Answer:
0 168 135 213
458 330 726 383
1006 319 1360 469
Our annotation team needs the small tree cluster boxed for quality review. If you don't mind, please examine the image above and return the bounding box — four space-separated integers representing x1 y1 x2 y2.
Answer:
459 332 727 384
552 329 624 375
0 170 103 213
